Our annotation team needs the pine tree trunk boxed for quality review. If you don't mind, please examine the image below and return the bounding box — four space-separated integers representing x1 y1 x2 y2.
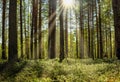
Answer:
8 0 18 61
48 0 56 59
79 0 84 58
112 0 120 59
59 0 64 62
39 0 42 59
34 0 38 59
65 10 68 58
2 0 7 59
31 0 35 59
20 0 23 59
98 0 103 58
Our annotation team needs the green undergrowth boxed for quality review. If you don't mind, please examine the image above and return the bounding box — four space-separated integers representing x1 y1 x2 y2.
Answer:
0 58 120 82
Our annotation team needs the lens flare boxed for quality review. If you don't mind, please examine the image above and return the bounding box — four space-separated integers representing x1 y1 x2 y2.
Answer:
63 0 74 8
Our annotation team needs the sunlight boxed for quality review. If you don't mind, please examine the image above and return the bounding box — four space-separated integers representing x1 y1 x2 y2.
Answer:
63 0 74 8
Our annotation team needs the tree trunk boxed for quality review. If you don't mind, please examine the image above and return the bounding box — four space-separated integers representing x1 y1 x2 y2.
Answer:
59 0 64 62
79 0 84 58
8 0 18 61
112 0 120 59
20 0 23 58
98 0 103 58
2 0 7 59
34 0 38 59
39 0 42 59
75 12 79 58
65 9 68 58
31 0 34 59
48 0 56 59
87 1 91 58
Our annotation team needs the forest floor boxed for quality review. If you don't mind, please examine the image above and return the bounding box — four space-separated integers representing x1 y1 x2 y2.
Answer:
0 58 120 82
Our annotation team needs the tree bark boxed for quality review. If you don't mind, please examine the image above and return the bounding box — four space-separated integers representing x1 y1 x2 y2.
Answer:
59 0 64 62
112 0 120 59
48 0 56 59
39 0 42 59
8 0 18 61
65 9 68 58
98 0 103 58
2 0 7 59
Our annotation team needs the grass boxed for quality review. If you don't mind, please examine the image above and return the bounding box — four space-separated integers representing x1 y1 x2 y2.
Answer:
0 58 120 82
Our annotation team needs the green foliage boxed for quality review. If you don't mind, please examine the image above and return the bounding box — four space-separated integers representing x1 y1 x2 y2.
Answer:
0 59 120 82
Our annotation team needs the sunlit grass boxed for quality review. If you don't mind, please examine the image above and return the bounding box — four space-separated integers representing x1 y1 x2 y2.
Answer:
0 58 120 81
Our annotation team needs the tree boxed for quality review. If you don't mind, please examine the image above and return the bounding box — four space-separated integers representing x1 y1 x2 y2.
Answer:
48 0 57 59
8 0 18 61
38 0 42 59
98 0 103 58
91 0 95 59
31 0 38 59
65 9 68 58
20 0 23 58
112 0 120 59
75 12 79 58
79 0 84 58
95 0 99 58
34 0 38 59
87 0 91 58
2 0 7 59
59 0 64 62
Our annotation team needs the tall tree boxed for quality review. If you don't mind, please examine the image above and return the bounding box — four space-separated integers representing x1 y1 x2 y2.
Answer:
30 0 34 59
38 0 42 59
20 0 23 58
34 0 38 59
112 0 120 59
2 0 7 59
48 0 57 59
91 0 95 59
95 0 99 58
87 0 91 58
65 9 68 58
75 12 79 58
8 0 18 61
79 0 84 58
59 0 64 62
98 0 103 58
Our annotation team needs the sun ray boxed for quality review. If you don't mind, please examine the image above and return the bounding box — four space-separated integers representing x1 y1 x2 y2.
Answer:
63 0 74 8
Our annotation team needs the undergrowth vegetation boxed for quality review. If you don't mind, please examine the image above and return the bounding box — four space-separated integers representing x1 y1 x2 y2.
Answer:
0 58 120 82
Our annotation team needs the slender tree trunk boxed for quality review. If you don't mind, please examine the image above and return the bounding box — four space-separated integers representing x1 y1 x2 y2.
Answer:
34 0 38 59
65 10 68 58
109 24 112 58
31 0 35 59
39 0 42 59
98 0 103 58
8 0 18 61
91 0 95 59
87 1 91 58
105 23 108 56
24 4 26 58
23 1 29 59
59 0 64 62
95 0 99 58
20 0 23 58
48 0 57 59
28 0 31 59
79 0 84 58
75 12 79 58
70 10 72 57
2 0 7 59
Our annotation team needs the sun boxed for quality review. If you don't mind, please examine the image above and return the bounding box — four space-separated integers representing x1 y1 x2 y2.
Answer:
63 0 74 8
